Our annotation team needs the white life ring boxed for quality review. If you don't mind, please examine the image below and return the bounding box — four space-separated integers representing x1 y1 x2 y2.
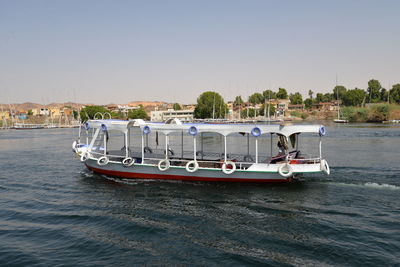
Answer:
158 159 170 171
122 157 135 167
186 160 199 173
97 156 109 166
278 163 293 177
321 159 330 175
222 161 236 174
80 152 88 162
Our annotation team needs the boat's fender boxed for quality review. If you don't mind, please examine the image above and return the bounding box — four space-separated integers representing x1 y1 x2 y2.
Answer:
97 156 109 166
278 163 293 177
321 159 330 175
80 152 88 162
222 161 236 174
186 160 199 173
122 157 135 167
72 140 77 152
158 159 170 171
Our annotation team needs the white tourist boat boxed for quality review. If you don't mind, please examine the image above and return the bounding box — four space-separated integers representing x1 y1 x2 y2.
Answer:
73 119 330 183
12 123 45 130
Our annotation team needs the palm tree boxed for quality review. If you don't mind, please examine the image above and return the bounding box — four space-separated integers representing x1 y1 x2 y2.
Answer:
308 90 314 99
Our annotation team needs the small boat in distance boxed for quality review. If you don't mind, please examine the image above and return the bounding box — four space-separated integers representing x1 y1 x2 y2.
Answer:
333 97 348 123
12 123 60 129
333 118 349 123
73 119 330 183
12 123 45 130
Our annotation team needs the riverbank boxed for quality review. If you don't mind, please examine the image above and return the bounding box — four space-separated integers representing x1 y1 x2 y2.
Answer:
288 104 400 123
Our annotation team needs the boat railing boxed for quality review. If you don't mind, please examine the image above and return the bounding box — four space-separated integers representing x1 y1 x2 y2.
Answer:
288 157 321 164
143 157 254 170
87 148 321 166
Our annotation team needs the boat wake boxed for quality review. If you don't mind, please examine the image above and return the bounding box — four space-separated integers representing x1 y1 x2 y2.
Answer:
331 182 400 190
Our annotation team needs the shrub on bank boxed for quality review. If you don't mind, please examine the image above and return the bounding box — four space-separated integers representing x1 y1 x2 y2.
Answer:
342 106 368 122
290 111 309 119
367 104 389 122
341 104 395 122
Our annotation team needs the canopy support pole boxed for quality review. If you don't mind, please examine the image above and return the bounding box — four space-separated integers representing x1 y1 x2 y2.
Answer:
103 132 107 156
78 123 81 143
165 135 169 160
255 138 258 164
181 131 184 159
141 133 144 163
224 135 227 162
124 131 129 158
270 133 273 157
201 132 204 160
247 133 250 156
193 136 197 161
319 136 322 159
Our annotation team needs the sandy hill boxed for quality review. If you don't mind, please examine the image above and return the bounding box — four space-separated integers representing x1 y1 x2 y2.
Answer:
127 101 168 107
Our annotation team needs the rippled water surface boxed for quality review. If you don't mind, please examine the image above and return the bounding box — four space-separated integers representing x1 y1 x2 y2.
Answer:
0 124 399 266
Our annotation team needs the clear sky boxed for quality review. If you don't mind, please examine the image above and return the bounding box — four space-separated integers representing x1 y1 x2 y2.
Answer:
1 0 399 104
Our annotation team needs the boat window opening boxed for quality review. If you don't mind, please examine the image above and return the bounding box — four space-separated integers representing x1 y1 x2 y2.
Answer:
87 130 105 154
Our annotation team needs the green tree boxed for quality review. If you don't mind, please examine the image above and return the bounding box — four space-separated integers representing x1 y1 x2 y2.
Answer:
389 84 400 104
342 88 367 106
367 79 382 103
276 88 288 99
27 110 33 116
308 90 314 99
73 110 79 120
194 91 227 119
333 85 347 100
304 98 313 109
315 93 325 103
259 103 276 116
80 105 109 121
111 111 125 119
248 93 264 105
128 107 148 119
173 103 182 110
289 92 303 104
241 108 258 118
323 93 333 102
380 88 388 102
262 90 276 100
233 95 244 106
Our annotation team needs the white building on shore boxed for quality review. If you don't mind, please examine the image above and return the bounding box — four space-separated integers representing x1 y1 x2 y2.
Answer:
151 109 194 122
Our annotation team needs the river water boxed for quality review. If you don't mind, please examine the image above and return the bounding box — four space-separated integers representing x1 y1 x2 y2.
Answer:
0 124 399 266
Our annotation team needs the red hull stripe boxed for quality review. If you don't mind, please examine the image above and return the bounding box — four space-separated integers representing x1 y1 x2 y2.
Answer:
86 165 290 183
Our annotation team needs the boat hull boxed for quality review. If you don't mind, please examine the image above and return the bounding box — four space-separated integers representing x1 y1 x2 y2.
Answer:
84 159 321 183
333 119 348 123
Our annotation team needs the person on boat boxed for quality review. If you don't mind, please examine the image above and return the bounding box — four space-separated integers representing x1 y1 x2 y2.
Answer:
277 141 286 155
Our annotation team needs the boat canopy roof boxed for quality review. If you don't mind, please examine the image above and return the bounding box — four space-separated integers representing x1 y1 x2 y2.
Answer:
84 119 326 137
